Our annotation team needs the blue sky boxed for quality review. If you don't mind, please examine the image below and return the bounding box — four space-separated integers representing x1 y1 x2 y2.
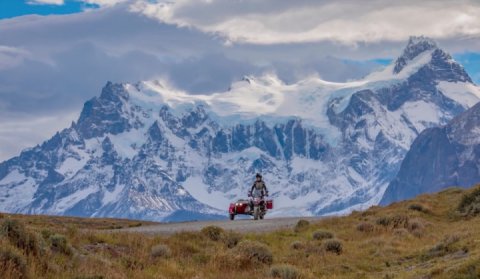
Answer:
455 53 480 84
1 0 480 161
0 0 98 19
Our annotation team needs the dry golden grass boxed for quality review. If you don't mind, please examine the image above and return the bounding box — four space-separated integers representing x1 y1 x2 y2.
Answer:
1 185 480 278
0 213 155 231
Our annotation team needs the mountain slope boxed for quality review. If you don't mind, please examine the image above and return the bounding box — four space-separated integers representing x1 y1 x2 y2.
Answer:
381 101 480 205
0 36 479 221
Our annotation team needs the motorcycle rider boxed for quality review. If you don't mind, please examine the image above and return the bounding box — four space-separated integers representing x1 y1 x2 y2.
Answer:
248 173 269 212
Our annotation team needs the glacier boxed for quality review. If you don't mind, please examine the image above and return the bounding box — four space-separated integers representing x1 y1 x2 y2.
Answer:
0 36 479 221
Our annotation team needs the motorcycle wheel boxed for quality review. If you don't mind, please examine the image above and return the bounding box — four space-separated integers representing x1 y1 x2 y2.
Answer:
253 207 259 220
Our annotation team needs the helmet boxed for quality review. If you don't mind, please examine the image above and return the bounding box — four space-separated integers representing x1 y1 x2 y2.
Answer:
256 173 262 178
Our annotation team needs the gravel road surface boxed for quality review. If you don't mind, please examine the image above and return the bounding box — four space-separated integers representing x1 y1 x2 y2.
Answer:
121 216 324 235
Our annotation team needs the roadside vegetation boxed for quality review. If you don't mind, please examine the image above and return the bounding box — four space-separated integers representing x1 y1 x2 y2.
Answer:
1 185 480 278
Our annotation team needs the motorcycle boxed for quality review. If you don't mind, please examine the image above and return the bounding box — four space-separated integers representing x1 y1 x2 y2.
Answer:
228 195 273 221
251 196 266 220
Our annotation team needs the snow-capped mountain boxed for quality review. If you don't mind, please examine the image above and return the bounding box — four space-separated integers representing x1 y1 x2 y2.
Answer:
1 36 479 221
381 100 480 205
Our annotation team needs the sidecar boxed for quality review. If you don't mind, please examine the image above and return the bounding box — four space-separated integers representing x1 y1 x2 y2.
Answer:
228 198 273 220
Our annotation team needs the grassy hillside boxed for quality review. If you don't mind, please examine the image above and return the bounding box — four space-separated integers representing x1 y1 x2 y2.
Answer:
1 186 480 279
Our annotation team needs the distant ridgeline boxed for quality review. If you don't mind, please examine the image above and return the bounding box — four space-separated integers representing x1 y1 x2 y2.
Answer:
1 36 479 221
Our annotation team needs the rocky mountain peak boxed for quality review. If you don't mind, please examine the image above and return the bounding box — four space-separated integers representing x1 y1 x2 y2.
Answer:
393 36 438 74
1 37 479 221
391 36 472 85
75 82 132 139
99 81 129 102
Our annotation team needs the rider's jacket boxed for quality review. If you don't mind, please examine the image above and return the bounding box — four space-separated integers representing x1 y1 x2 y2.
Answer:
250 180 268 197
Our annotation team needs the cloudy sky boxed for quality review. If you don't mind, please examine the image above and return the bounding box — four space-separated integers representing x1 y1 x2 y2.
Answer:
1 0 480 161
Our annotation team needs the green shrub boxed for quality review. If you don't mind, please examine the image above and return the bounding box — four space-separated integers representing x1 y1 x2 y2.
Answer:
0 248 28 279
376 216 391 227
0 219 40 256
128 222 142 228
407 218 425 237
375 215 410 229
425 235 461 259
222 231 242 248
458 186 480 217
356 222 374 233
290 240 304 250
108 225 123 230
234 240 273 265
270 264 300 279
201 226 224 241
49 234 71 255
294 219 310 233
408 203 426 212
390 215 409 228
150 244 171 259
323 239 343 255
41 229 53 240
312 230 334 240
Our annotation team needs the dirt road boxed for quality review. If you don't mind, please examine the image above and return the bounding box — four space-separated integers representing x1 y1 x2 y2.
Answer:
121 216 324 235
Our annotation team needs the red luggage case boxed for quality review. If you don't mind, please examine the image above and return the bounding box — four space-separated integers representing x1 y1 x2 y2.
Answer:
266 200 273 209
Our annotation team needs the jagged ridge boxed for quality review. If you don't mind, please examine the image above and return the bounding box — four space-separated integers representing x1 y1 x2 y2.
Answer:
0 36 479 221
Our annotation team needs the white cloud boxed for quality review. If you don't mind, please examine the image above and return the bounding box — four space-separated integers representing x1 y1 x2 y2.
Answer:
131 0 480 45
0 111 78 162
83 0 130 7
28 0 65 5
0 46 31 70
